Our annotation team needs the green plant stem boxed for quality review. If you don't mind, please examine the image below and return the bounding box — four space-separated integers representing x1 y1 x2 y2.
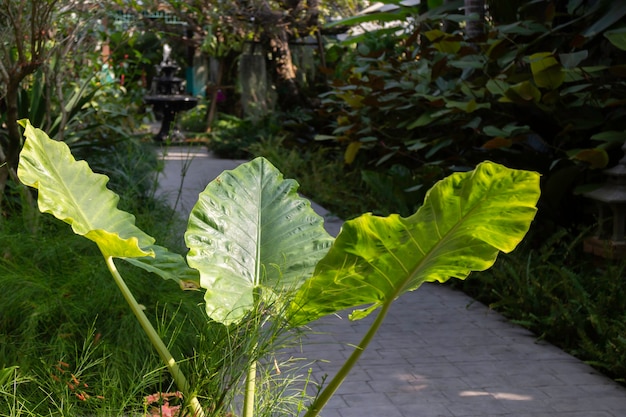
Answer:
303 301 392 417
105 256 205 417
242 359 257 417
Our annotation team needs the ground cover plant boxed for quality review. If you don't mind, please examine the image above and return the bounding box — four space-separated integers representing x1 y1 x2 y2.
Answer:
4 120 540 416
457 226 626 383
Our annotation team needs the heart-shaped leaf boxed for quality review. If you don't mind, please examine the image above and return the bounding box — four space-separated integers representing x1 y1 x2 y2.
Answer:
290 161 540 324
185 157 334 325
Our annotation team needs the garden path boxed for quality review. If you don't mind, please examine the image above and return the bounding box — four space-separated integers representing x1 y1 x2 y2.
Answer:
155 145 626 417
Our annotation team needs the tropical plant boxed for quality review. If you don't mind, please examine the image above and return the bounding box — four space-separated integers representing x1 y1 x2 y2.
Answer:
318 0 626 227
16 119 540 416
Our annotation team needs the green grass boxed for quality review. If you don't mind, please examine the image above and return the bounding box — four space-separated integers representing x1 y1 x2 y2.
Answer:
248 136 375 220
0 218 188 415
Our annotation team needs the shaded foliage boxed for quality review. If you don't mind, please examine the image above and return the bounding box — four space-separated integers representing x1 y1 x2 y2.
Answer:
318 0 626 227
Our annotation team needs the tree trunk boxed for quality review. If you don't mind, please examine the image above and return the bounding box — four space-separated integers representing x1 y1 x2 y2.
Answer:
268 28 303 108
464 0 485 39
205 58 225 132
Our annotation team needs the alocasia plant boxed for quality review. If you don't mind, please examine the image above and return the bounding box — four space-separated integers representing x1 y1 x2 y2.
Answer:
17 119 540 417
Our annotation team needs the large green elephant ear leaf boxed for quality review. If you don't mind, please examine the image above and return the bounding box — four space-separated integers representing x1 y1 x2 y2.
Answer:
17 119 198 288
185 157 334 326
290 161 541 325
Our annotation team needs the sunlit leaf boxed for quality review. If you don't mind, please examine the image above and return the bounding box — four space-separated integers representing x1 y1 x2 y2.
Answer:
185 157 334 325
17 120 199 288
18 120 153 258
290 162 540 324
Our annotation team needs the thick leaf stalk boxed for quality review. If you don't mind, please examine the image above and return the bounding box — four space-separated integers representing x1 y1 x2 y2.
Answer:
242 360 257 417
105 257 205 417
303 301 391 417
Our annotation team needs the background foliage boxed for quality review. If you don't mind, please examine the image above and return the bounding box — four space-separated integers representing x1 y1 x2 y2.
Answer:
316 0 626 226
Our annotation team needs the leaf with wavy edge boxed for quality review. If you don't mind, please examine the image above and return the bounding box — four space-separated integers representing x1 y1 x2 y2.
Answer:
290 161 541 324
17 119 197 288
185 157 334 325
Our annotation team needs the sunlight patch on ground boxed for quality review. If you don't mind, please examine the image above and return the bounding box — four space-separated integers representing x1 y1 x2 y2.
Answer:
459 390 533 401
159 150 209 161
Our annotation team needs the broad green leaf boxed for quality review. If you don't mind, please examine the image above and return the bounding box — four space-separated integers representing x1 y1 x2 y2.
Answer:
124 245 201 289
559 50 588 69
407 112 435 129
529 52 565 89
424 29 461 54
185 157 334 325
483 123 529 138
498 21 548 36
18 120 153 258
605 26 626 51
591 131 626 144
486 79 509 96
502 81 541 103
444 99 487 113
581 1 626 39
324 11 404 30
482 137 513 150
290 161 540 324
571 148 609 169
17 120 199 288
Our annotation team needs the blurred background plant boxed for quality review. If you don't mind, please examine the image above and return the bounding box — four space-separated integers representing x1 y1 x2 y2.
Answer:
314 0 626 228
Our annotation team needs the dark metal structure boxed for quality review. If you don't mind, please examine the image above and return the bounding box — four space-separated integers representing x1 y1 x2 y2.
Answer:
144 45 198 142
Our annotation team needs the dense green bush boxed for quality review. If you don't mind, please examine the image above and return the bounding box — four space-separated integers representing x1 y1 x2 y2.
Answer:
178 103 210 133
206 113 280 159
458 226 626 383
318 0 626 226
